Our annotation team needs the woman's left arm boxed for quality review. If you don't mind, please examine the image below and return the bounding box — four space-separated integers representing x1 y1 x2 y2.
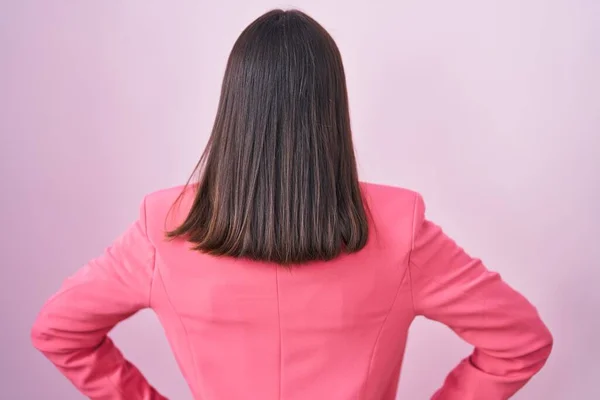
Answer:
31 198 166 400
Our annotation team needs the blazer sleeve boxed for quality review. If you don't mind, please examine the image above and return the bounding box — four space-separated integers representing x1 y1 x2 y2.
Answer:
408 194 553 400
31 197 167 400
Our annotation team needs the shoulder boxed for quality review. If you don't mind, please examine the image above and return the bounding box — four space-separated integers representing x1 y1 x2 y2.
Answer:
360 181 425 235
136 182 426 243
144 184 191 209
139 184 197 240
360 181 422 214
359 181 426 252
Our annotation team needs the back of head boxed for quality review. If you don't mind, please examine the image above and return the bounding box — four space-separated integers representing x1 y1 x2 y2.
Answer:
169 9 369 265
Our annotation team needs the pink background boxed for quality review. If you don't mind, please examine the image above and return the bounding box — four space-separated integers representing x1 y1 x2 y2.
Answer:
1 1 598 398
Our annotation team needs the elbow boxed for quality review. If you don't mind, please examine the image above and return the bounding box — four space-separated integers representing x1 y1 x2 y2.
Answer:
30 320 44 351
538 326 554 363
527 323 554 375
30 313 51 353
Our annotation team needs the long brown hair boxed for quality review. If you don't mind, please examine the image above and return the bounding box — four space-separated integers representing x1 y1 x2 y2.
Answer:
167 9 369 265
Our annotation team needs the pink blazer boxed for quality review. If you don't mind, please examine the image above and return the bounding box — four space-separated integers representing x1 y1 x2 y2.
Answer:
31 183 553 399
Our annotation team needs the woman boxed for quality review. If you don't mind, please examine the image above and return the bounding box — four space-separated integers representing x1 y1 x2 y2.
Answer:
31 9 552 400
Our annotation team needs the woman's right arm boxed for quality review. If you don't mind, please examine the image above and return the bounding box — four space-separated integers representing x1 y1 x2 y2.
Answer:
408 194 553 399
